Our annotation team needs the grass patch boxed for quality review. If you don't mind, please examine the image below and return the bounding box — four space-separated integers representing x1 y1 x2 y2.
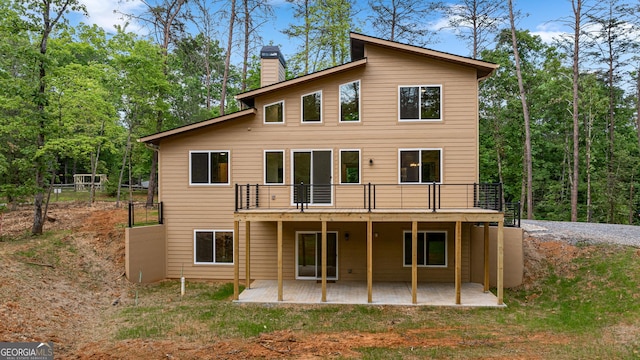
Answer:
110 243 640 358
513 245 640 334
14 230 75 267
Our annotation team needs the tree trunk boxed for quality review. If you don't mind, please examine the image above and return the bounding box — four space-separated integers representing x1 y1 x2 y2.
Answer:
570 0 582 222
115 129 132 208
220 0 237 115
637 67 640 151
241 0 249 92
586 107 593 222
508 0 533 219
32 1 55 235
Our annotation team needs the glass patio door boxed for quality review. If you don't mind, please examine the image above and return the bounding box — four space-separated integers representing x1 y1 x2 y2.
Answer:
293 150 332 204
296 232 338 279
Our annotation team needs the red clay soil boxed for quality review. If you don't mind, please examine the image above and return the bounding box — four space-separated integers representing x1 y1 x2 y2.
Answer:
0 203 576 359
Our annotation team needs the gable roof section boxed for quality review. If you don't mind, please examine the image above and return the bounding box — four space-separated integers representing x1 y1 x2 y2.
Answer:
349 32 498 80
235 58 368 106
139 33 498 144
139 108 256 145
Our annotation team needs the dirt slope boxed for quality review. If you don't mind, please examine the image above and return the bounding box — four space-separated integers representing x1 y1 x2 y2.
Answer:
0 204 590 358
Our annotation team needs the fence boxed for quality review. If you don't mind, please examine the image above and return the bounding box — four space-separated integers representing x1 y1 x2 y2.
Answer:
128 202 163 228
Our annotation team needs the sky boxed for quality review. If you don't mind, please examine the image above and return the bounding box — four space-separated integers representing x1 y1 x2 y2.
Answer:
75 0 579 59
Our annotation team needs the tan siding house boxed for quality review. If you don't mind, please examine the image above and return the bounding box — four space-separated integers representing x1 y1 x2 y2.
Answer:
134 33 523 306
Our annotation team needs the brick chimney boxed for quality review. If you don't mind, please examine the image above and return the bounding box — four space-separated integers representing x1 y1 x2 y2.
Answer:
260 46 286 87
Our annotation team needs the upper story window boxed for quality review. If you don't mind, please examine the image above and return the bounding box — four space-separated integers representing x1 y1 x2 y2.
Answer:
190 151 229 185
301 91 322 123
399 85 442 121
265 150 284 184
340 150 360 184
340 80 360 122
264 100 284 123
403 231 447 267
399 149 441 183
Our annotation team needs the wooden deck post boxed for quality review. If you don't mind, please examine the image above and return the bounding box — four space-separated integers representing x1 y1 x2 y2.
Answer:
411 221 418 304
367 219 373 303
245 221 251 289
455 221 462 305
277 220 283 302
497 220 504 305
321 221 327 302
233 220 240 300
483 222 489 292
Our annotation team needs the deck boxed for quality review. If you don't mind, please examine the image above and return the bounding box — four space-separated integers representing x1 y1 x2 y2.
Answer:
234 207 504 223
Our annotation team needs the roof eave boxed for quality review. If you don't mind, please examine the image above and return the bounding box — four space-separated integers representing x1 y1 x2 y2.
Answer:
349 32 499 80
138 108 257 145
236 58 368 103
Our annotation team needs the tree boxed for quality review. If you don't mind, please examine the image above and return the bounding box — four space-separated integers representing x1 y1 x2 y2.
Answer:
507 0 533 219
169 34 226 124
434 0 508 59
108 30 168 205
21 0 87 235
120 0 187 206
586 0 636 222
367 0 436 46
220 0 237 115
239 0 272 91
285 0 357 75
283 0 313 75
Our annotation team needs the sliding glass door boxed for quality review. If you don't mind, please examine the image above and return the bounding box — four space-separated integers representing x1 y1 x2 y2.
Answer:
293 150 332 204
296 232 338 279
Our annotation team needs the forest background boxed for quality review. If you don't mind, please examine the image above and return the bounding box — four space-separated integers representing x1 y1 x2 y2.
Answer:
1 0 639 235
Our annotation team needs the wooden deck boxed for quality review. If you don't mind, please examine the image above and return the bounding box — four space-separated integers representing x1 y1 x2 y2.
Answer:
234 207 504 223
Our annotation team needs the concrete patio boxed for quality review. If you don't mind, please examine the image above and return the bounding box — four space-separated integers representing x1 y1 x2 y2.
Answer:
235 280 505 307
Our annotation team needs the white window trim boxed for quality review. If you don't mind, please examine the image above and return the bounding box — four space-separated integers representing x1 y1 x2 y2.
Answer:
402 230 448 268
193 229 235 265
290 149 334 206
263 100 285 124
189 150 231 186
264 150 285 185
301 90 323 123
295 230 339 280
398 148 443 184
398 85 443 122
339 149 361 184
339 79 361 123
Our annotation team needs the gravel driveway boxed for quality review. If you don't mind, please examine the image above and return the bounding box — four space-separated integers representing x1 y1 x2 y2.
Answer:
521 220 640 247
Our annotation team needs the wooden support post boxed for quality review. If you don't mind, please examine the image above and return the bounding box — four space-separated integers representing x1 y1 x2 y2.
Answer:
233 220 240 300
455 221 462 305
245 221 251 289
483 222 490 292
367 219 373 303
497 220 504 305
411 221 418 304
321 221 327 302
277 220 283 302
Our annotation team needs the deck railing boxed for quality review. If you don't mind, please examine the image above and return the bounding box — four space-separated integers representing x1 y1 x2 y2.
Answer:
236 183 504 212
235 183 521 227
128 201 163 228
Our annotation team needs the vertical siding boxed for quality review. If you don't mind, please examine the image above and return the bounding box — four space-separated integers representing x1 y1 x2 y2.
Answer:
157 42 482 281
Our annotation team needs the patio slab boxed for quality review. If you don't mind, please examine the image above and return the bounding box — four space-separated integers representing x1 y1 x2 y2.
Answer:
235 280 505 307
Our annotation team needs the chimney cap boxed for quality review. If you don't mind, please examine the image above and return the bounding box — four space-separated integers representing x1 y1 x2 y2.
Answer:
260 45 286 67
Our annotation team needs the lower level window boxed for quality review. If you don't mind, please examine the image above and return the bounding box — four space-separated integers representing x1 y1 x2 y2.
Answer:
403 231 447 267
194 230 234 264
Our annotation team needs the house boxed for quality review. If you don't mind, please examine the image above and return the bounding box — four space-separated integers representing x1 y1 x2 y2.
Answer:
127 33 524 306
